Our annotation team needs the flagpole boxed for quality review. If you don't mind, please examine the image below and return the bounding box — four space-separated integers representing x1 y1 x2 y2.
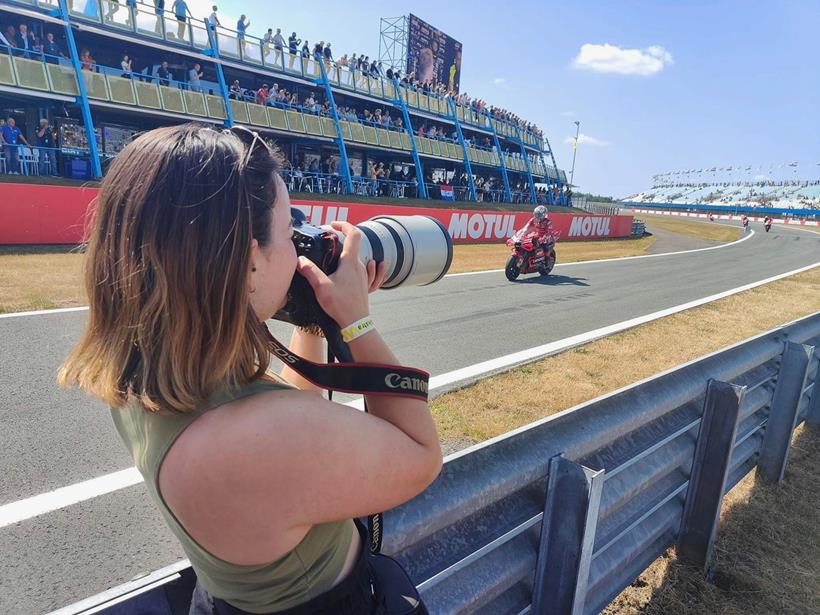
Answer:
569 120 580 187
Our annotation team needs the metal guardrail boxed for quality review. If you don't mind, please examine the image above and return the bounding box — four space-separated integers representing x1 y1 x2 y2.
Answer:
53 313 820 615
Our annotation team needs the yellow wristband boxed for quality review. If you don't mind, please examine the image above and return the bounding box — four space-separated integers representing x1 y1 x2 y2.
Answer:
341 316 375 343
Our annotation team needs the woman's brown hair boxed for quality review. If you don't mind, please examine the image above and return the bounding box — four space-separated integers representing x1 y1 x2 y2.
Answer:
59 123 282 413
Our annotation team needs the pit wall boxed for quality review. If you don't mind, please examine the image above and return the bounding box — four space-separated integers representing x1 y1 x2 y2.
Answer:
0 183 634 244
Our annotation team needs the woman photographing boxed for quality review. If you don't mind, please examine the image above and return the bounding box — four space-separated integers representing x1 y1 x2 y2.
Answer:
59 123 441 614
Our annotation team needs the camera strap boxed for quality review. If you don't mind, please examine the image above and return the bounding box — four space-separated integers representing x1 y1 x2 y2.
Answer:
265 330 430 401
265 328 430 554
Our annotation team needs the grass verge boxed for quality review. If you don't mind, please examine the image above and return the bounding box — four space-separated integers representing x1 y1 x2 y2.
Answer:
638 214 743 242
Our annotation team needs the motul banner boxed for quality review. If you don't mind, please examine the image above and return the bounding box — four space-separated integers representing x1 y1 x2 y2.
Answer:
0 184 633 244
293 200 634 243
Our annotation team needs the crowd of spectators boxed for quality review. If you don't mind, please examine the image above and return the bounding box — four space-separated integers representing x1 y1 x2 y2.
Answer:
3 9 546 140
0 21 67 61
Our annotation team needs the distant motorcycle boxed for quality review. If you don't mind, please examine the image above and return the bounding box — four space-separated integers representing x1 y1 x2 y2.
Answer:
764 217 773 232
505 227 558 281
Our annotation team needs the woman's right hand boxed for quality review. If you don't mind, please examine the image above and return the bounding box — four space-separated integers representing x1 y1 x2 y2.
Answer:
296 222 384 327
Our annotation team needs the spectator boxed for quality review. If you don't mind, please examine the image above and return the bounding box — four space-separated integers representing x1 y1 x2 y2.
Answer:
262 28 273 60
3 25 15 48
0 27 10 50
157 60 172 85
255 83 269 106
1 117 28 174
287 32 301 68
236 14 249 44
36 118 58 177
206 5 220 30
229 79 241 99
385 66 394 80
300 39 310 60
272 28 285 65
79 48 94 71
16 23 35 59
322 42 332 68
172 0 189 40
121 53 132 78
154 0 165 35
42 32 64 62
188 62 202 91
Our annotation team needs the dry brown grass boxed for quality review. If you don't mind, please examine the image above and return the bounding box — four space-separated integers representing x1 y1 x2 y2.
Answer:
432 265 820 445
604 424 820 615
449 236 658 274
638 214 743 242
0 250 85 314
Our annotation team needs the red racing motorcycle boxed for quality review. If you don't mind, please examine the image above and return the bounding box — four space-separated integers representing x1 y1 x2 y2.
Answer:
505 227 558 281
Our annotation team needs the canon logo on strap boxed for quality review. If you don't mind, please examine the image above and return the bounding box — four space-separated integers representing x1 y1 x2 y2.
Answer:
385 373 429 394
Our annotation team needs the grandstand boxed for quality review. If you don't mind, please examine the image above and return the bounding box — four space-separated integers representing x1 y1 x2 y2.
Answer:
627 180 820 210
0 0 570 205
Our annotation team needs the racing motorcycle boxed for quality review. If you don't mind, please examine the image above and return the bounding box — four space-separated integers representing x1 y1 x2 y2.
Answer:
505 227 558 281
764 218 773 232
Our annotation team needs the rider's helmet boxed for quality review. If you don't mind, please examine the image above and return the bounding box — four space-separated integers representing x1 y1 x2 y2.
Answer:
534 205 548 222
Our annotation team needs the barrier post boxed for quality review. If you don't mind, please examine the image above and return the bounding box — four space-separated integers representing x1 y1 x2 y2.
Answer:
487 112 512 203
392 79 427 199
448 98 477 202
678 380 744 572
531 455 604 615
807 348 820 426
56 0 103 179
203 18 234 127
758 341 813 483
316 59 353 194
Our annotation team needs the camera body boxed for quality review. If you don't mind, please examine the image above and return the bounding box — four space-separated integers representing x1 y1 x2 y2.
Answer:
276 215 344 329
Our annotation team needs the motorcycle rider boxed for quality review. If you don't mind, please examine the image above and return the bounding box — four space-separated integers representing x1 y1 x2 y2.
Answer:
764 215 773 232
520 205 555 248
741 214 749 232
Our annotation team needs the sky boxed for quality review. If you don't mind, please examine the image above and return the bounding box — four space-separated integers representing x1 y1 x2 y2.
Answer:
187 0 819 197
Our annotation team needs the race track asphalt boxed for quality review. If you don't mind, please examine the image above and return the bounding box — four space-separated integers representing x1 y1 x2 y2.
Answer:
1 221 818 613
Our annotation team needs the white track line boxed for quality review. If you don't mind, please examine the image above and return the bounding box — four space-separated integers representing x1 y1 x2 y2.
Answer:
0 228 758 319
0 468 143 528
445 228 756 278
2 259 818 529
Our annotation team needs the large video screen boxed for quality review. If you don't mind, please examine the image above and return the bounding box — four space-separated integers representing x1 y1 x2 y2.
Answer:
406 14 463 93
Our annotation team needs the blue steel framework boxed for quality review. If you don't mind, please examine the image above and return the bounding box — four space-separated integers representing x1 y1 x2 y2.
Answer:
488 116 513 202
447 97 477 202
391 77 427 198
316 58 354 193
0 0 566 203
52 0 102 177
203 18 234 128
513 126 538 204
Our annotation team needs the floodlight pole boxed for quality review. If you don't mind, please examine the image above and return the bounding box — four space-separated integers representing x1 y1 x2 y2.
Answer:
569 120 580 187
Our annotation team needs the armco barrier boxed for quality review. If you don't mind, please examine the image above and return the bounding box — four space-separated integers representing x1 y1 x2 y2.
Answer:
52 312 820 615
0 183 633 244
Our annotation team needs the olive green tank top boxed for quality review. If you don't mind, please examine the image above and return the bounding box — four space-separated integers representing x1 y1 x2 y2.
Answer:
110 378 355 614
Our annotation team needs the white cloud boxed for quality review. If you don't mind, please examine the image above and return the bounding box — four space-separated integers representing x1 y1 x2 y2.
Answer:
493 77 507 85
560 111 576 118
571 43 673 76
565 133 610 147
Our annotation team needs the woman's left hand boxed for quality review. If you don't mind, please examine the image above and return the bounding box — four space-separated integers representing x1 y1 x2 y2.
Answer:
365 259 387 293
